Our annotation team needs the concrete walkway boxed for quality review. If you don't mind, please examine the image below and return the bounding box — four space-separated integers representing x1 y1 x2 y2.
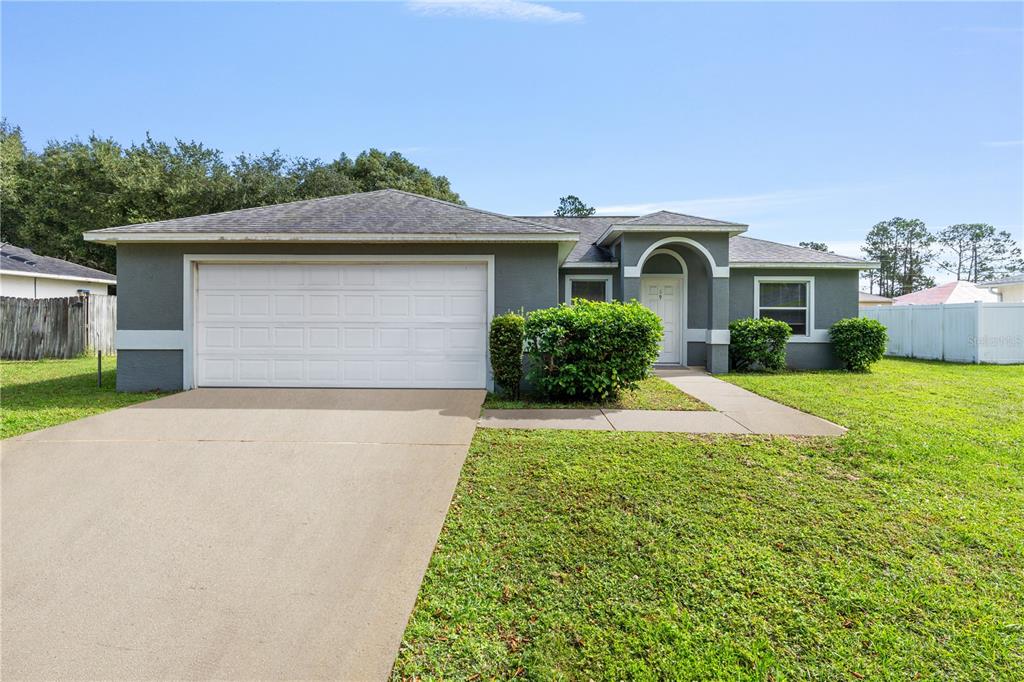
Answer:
479 368 846 436
2 388 484 681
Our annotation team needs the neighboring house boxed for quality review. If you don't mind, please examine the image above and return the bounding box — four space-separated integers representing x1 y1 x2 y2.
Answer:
893 280 998 306
859 292 893 307
82 189 878 391
979 274 1024 303
0 243 116 298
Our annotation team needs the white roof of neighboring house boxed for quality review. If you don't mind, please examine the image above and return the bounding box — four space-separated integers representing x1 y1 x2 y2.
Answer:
893 280 998 305
980 274 1024 288
859 292 892 303
0 243 116 284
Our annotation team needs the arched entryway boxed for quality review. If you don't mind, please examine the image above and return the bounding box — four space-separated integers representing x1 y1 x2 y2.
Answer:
640 249 687 365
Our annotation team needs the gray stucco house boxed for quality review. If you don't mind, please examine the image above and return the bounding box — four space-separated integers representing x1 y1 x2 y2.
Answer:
83 189 877 392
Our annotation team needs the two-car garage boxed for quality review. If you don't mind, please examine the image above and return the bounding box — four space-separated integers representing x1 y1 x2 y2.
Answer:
193 260 490 389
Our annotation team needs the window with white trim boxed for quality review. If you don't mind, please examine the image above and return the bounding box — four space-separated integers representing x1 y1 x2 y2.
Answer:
755 277 813 336
564 274 613 304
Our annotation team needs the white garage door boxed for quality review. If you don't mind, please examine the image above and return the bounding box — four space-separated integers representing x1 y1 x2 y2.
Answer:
195 262 488 388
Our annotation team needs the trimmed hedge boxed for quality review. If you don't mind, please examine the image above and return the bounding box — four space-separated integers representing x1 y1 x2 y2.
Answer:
489 312 525 398
524 299 662 401
830 317 888 372
728 317 792 372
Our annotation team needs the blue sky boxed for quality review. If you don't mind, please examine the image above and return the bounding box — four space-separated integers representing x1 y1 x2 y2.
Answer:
2 1 1022 258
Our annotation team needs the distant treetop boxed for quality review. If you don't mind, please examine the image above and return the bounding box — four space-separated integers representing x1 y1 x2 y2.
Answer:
554 195 596 217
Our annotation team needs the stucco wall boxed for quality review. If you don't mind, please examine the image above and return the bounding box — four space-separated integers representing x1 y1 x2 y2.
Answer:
116 242 561 391
728 268 859 327
992 282 1024 303
0 274 111 298
728 267 859 370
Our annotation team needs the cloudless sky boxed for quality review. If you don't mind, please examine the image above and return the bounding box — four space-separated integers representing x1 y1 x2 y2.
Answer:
3 1 1022 258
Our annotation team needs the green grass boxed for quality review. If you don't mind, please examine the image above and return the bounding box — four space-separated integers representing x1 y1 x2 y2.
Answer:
1 357 164 439
394 359 1024 680
483 376 710 411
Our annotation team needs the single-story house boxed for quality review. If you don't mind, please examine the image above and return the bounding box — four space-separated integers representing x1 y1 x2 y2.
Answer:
979 274 1024 303
82 189 878 392
858 291 893 307
893 280 998 306
1 243 116 298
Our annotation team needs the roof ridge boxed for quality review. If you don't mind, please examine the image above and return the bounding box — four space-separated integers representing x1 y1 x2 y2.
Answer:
87 189 578 236
380 189 576 234
516 215 639 219
95 192 364 230
622 208 745 227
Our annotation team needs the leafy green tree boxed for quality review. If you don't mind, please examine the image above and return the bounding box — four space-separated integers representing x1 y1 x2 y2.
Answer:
0 121 31 245
554 195 595 217
18 135 129 272
0 125 462 274
862 217 935 297
798 241 830 252
348 149 461 203
936 223 1023 282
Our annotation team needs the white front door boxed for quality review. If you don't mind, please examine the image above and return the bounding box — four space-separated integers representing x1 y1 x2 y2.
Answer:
641 276 683 364
194 262 488 388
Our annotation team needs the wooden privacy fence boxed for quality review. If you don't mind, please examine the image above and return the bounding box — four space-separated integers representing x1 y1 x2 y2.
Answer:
87 295 117 355
860 302 1024 364
1 295 117 360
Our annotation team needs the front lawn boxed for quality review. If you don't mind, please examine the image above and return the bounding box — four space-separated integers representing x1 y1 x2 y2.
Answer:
0 357 163 439
394 359 1024 680
483 376 710 411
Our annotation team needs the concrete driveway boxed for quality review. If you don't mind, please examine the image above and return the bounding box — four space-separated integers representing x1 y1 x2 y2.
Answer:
1 388 483 681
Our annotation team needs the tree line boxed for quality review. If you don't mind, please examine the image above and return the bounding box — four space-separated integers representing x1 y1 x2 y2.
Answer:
0 121 462 274
861 217 1022 297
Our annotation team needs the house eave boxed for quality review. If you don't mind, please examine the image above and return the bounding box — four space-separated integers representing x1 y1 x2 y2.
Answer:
82 231 580 246
730 261 880 270
561 261 619 269
0 270 116 284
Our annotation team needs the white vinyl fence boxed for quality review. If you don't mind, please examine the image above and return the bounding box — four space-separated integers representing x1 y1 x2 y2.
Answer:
860 302 1024 364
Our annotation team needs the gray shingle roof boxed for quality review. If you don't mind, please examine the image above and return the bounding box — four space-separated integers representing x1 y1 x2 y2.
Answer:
85 189 574 236
619 210 746 227
729 236 868 264
519 216 625 263
521 217 874 266
1 243 116 282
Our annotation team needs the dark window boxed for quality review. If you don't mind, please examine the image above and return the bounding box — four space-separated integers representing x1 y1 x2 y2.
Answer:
570 279 608 302
759 308 807 335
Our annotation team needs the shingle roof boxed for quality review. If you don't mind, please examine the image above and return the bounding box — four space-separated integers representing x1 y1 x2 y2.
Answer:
619 210 746 227
519 216 626 263
521 216 874 267
86 189 575 236
1 243 116 282
728 236 869 264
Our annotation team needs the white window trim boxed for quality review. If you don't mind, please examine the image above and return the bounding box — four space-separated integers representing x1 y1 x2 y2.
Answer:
179 254 496 391
564 274 613 304
754 275 815 340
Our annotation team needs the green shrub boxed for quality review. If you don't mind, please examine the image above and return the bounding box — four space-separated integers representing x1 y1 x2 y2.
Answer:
489 312 525 398
728 317 792 372
830 317 888 372
523 299 662 401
